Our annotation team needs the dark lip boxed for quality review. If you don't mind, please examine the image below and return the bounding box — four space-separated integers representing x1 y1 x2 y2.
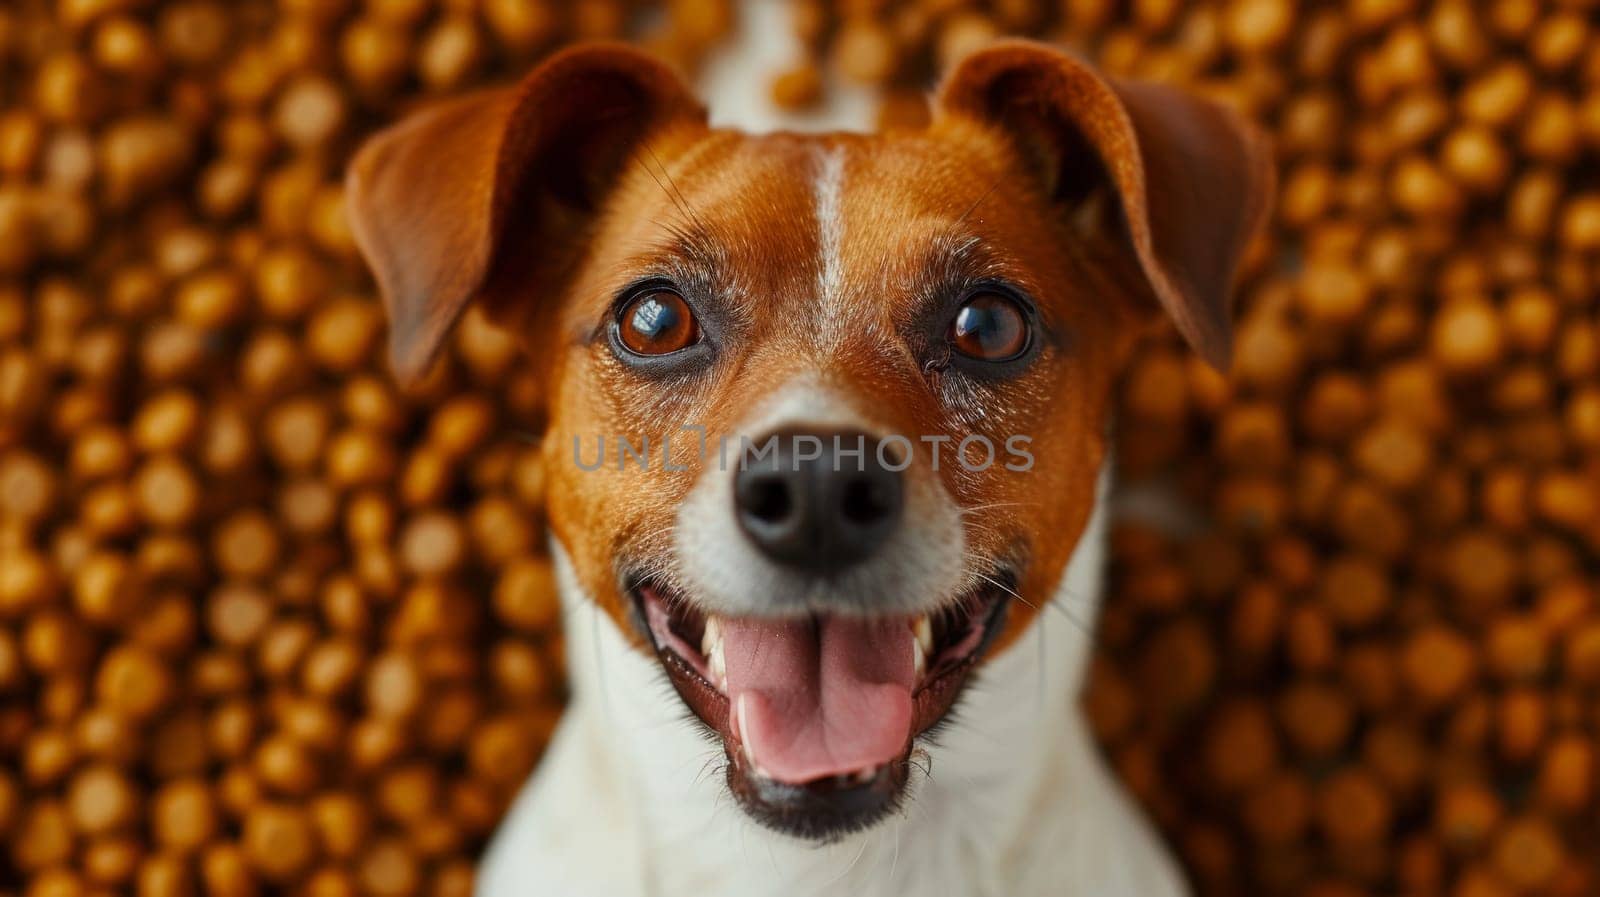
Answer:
624 573 1013 841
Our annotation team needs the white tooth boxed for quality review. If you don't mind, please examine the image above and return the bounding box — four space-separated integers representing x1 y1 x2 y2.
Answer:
703 615 725 689
735 693 769 778
913 615 933 675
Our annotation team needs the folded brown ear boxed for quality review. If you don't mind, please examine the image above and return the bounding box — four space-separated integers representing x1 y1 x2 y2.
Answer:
345 44 706 384
936 41 1274 369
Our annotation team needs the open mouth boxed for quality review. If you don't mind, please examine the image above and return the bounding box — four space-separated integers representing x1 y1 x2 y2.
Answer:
629 576 1011 840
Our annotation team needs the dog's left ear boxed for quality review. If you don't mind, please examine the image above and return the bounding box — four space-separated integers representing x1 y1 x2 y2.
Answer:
346 44 707 385
937 41 1273 369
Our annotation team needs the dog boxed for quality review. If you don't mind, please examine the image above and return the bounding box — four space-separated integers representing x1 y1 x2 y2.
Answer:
346 15 1271 895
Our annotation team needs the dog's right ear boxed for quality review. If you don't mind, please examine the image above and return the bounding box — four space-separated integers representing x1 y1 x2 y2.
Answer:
937 42 1273 370
346 44 706 385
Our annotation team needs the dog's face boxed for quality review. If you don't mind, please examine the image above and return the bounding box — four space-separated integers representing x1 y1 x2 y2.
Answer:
348 43 1270 840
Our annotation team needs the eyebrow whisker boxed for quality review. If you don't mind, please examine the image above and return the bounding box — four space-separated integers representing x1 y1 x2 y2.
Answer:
953 172 1003 229
640 139 705 235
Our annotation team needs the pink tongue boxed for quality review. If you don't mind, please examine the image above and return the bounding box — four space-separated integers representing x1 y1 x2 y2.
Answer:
721 615 915 784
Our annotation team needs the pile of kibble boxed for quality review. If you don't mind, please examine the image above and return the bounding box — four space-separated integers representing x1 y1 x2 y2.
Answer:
0 0 1597 895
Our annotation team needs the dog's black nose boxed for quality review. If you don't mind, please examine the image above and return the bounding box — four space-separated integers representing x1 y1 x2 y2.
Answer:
733 429 904 572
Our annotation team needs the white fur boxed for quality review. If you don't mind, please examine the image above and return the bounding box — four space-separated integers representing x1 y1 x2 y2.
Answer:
477 466 1188 896
812 147 848 350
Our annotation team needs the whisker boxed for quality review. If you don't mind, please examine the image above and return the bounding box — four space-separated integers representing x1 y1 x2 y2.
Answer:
957 500 1036 515
824 828 871 888
961 567 1099 638
953 173 1003 228
641 140 704 233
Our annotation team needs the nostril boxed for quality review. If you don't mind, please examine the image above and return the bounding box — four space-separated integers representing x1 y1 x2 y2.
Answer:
743 476 793 524
840 477 890 525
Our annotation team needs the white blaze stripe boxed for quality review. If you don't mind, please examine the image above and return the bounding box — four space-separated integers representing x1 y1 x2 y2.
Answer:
814 146 846 346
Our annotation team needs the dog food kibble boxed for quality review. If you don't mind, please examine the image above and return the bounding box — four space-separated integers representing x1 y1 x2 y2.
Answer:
0 0 1596 894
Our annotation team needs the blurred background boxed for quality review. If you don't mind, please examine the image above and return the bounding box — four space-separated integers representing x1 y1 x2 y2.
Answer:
1 0 1599 895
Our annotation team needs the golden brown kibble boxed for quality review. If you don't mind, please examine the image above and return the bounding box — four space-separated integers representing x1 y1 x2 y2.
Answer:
326 427 399 488
468 715 540 786
1203 700 1278 791
68 764 138 834
365 651 424 719
418 16 484 91
254 733 320 795
1537 736 1593 813
136 851 195 897
23 728 77 787
357 839 420 897
1430 295 1503 376
201 841 261 896
278 478 338 536
1391 154 1463 219
95 645 173 721
298 639 360 698
1486 615 1547 681
1502 286 1558 353
493 556 559 631
309 792 369 859
770 64 824 110
1492 817 1564 890
1351 417 1431 491
241 804 315 882
256 618 316 682
376 764 438 824
1 547 62 615
212 510 280 580
159 2 231 65
72 551 143 624
307 298 381 372
1316 768 1391 845
24 611 94 676
399 511 466 577
834 19 898 86
1403 624 1478 705
1559 195 1600 251
274 76 346 150
399 447 451 507
1460 61 1533 127
133 458 200 528
1441 126 1510 193
201 160 258 220
175 269 246 330
93 17 160 79
302 867 360 897
349 717 407 772
83 834 142 886
35 54 103 125
1438 783 1501 848
483 0 556 53
151 779 216 852
100 117 193 209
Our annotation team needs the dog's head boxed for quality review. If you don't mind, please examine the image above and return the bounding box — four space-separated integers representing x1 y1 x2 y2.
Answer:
347 41 1271 841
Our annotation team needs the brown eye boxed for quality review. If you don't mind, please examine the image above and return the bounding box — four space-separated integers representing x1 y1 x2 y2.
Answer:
618 290 699 356
949 292 1030 362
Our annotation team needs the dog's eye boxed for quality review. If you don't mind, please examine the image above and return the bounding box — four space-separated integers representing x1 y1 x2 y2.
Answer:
618 290 700 356
949 292 1029 362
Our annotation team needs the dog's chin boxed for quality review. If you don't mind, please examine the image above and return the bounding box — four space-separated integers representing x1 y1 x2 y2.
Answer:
626 574 1012 842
